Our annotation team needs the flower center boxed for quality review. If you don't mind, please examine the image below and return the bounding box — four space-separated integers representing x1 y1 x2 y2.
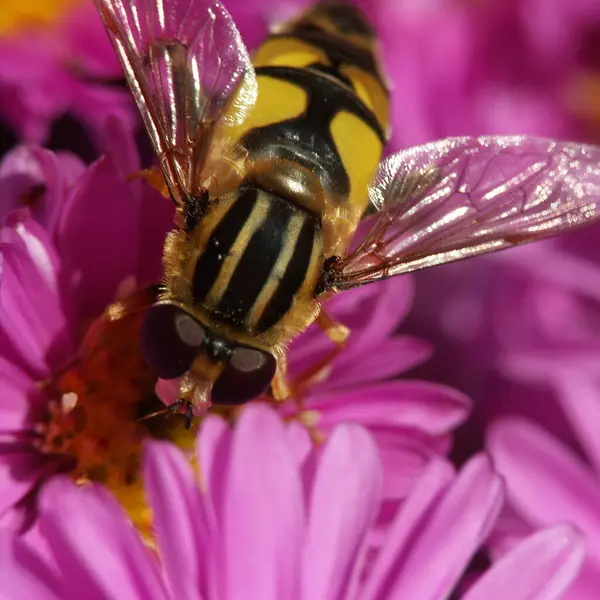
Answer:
0 0 80 36
39 288 195 540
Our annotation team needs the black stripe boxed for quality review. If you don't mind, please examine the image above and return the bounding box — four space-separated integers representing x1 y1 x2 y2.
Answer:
192 188 257 303
254 66 386 143
215 194 293 328
316 3 374 35
257 215 318 332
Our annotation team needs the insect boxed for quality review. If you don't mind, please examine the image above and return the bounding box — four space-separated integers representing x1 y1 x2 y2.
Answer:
95 0 600 427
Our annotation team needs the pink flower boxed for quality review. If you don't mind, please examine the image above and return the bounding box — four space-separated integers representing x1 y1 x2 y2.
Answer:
0 119 173 527
387 0 600 461
0 2 135 145
487 410 600 599
282 278 471 511
0 404 585 599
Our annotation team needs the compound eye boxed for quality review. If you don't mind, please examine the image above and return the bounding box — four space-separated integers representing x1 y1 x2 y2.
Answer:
140 304 206 379
211 346 276 405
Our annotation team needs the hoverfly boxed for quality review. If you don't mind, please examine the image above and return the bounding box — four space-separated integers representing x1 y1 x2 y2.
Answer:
95 0 600 426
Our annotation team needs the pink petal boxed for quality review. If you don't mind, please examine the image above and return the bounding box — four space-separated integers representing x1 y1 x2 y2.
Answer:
486 506 536 560
0 225 68 375
361 458 455 600
38 477 168 600
103 115 140 177
135 184 174 286
465 526 585 600
365 455 503 600
310 336 433 392
369 426 450 501
0 451 54 520
2 214 60 294
143 440 219 600
310 381 470 435
222 404 304 600
488 418 600 564
564 563 600 599
285 421 313 466
55 155 142 321
197 414 232 526
0 357 46 432
0 532 63 600
300 424 382 600
0 145 84 231
288 277 413 370
553 373 600 477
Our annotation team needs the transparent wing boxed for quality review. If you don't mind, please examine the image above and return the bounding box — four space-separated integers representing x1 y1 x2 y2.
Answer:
331 136 600 290
94 0 257 205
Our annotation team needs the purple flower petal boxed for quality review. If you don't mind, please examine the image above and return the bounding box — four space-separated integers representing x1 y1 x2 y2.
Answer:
369 426 450 501
143 440 218 600
288 277 413 371
300 424 382 600
221 404 304 600
361 458 454 600
197 413 232 526
0 145 84 229
310 381 471 436
0 450 54 518
465 525 585 600
553 373 600 477
488 417 600 564
55 155 142 320
285 420 313 466
38 477 168 600
364 455 503 600
0 224 68 375
310 336 433 392
0 532 63 600
0 356 46 433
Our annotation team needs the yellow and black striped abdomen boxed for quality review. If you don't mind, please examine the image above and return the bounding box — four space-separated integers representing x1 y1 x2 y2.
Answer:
256 1 389 133
221 2 390 256
190 187 323 338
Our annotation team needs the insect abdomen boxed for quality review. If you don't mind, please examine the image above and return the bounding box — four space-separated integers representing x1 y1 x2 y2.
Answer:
191 186 323 336
255 1 389 134
224 1 390 251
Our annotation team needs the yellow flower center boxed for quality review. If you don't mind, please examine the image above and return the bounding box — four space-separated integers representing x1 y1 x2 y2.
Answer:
0 0 81 36
39 288 195 541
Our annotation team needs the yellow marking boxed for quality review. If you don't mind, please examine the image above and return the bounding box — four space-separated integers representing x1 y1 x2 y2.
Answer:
245 211 306 329
222 75 308 145
330 110 384 216
270 226 323 343
253 37 331 69
205 200 270 308
194 194 239 251
340 65 390 134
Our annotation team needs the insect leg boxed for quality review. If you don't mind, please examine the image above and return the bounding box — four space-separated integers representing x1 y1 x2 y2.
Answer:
271 347 292 402
168 398 184 415
315 309 350 346
288 310 349 406
184 402 194 430
126 166 170 199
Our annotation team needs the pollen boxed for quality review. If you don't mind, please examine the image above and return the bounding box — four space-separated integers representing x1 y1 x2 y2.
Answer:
39 288 195 540
0 0 81 36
